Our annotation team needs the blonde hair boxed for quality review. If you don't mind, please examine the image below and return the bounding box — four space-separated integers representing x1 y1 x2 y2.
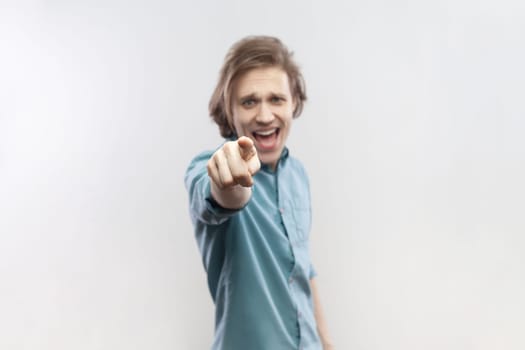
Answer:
209 36 307 138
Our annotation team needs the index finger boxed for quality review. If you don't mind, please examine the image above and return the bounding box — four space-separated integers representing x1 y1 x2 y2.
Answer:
237 136 257 161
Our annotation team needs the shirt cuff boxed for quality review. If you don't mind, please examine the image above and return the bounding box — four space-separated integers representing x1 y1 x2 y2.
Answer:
203 182 245 221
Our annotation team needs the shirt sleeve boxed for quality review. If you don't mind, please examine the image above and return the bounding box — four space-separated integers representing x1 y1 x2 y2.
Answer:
184 150 242 225
309 263 317 279
302 161 317 280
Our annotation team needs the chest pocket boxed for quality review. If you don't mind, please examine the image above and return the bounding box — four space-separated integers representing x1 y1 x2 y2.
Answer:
291 201 311 244
277 162 312 245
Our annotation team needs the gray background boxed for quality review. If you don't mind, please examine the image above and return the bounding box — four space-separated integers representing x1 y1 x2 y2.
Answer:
1 0 524 349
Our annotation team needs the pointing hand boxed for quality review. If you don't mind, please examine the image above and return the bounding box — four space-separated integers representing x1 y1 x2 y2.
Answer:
207 136 261 188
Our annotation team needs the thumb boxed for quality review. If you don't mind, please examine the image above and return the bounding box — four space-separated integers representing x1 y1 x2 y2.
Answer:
237 136 257 161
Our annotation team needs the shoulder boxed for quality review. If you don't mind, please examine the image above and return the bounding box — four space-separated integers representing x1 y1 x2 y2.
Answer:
184 147 219 189
283 154 310 190
287 154 309 177
186 141 228 173
187 149 214 168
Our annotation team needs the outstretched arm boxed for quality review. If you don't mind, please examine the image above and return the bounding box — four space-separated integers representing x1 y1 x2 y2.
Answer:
207 136 260 209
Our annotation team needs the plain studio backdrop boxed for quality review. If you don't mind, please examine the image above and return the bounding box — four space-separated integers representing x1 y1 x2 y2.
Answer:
1 0 524 349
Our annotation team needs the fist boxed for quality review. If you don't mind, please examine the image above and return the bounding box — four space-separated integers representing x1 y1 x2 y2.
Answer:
207 136 261 188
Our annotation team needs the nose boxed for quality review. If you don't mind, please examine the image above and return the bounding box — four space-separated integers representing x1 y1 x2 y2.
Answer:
255 102 274 124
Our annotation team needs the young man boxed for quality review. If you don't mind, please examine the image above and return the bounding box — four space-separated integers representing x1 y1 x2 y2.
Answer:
185 36 333 350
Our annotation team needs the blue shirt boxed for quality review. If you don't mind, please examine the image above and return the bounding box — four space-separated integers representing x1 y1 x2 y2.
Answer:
185 146 321 350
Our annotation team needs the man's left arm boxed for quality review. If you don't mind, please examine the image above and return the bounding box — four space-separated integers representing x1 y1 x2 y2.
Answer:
310 277 335 350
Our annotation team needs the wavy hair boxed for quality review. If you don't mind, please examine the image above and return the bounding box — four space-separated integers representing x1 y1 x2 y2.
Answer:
209 36 307 138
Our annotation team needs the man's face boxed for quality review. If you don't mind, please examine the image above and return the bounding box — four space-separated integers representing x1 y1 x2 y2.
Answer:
231 66 296 170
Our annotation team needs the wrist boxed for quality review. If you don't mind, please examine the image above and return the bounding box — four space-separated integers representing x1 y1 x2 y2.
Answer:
320 335 335 349
210 180 252 209
322 341 335 350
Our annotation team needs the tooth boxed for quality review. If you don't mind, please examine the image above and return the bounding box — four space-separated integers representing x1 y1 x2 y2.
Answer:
256 129 275 136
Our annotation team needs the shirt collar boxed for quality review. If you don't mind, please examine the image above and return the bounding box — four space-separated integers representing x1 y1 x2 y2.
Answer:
260 147 289 173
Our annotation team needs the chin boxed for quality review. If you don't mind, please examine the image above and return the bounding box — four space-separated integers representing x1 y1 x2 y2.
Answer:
259 152 280 168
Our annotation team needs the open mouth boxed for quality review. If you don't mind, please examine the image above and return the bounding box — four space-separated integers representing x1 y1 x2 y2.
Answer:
252 128 280 151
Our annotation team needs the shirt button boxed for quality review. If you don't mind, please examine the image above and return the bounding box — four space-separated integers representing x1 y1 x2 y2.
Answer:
279 208 284 214
288 277 293 284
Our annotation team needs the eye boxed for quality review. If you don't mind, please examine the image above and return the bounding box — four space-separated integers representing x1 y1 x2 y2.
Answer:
271 96 284 104
241 99 256 107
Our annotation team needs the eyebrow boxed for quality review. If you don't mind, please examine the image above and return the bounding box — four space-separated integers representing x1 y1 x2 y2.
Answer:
238 93 258 102
238 92 287 101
